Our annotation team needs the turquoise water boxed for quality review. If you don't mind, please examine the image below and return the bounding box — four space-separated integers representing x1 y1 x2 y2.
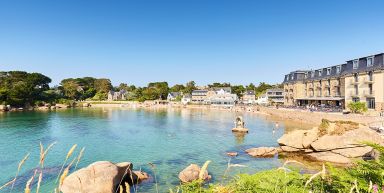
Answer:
0 108 309 192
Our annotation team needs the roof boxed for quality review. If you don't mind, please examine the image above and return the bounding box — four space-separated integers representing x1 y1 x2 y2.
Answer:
266 88 284 92
168 92 181 97
244 90 255 95
283 53 384 83
211 87 232 93
192 90 208 93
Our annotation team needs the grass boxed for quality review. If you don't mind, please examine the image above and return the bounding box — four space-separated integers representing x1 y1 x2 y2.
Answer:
317 119 360 137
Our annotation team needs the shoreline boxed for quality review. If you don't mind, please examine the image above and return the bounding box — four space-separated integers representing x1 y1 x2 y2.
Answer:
88 101 384 126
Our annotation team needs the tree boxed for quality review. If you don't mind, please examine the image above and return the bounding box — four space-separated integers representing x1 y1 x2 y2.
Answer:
148 82 169 100
170 84 185 92
0 71 51 107
246 83 256 91
142 87 160 100
61 80 80 100
94 78 112 93
183 81 197 94
231 85 245 98
255 82 274 96
208 82 231 88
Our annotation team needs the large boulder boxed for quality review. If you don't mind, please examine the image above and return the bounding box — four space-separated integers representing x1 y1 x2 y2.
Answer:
280 146 301 152
246 147 278 157
307 152 351 164
332 146 373 158
178 164 211 183
311 128 383 151
278 128 318 149
60 161 132 193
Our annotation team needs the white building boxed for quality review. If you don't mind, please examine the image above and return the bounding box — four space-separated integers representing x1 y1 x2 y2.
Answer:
167 92 181 101
206 88 238 107
181 94 192 105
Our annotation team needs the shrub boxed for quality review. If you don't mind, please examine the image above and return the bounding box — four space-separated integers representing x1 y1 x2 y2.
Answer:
347 102 368 114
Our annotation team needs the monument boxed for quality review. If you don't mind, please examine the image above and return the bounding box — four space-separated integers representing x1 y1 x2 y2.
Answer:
231 116 249 133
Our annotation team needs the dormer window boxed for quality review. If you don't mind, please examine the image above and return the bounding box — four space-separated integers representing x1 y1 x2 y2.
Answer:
327 68 331 75
304 73 308 79
353 59 359 69
367 57 374 67
336 65 341 74
318 70 322 77
311 71 315 78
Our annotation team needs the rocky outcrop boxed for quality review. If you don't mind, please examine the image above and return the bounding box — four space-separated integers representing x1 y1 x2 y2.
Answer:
178 164 211 183
277 128 318 149
277 120 384 164
280 146 301 152
246 147 278 157
331 146 373 158
311 128 382 151
307 152 351 164
60 161 148 193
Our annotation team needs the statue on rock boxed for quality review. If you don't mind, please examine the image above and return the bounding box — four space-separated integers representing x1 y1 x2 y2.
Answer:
232 116 249 133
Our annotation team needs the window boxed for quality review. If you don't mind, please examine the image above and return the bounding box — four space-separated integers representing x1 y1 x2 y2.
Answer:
367 57 374 67
368 71 373 81
318 70 322 76
352 97 360 102
354 73 358 82
336 65 341 74
353 60 359 69
311 71 315 78
327 68 331 75
367 98 375 109
354 85 359 95
369 84 373 94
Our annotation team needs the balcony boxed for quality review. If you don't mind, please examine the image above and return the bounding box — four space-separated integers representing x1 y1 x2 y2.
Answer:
334 92 342 97
363 90 375 97
333 82 341 87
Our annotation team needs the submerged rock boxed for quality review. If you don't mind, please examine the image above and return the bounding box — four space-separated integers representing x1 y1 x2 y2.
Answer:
178 164 211 183
226 152 238 157
60 161 149 193
245 147 278 157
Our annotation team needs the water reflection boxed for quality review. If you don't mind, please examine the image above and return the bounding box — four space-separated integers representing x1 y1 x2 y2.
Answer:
233 132 246 144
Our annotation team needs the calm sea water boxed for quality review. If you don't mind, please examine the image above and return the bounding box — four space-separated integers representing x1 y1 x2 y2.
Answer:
0 107 311 192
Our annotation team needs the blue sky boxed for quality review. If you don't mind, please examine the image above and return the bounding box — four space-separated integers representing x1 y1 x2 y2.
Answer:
1 0 383 86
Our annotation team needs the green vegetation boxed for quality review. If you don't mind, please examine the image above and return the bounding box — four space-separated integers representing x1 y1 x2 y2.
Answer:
172 143 384 192
0 70 280 107
348 102 368 114
0 71 51 107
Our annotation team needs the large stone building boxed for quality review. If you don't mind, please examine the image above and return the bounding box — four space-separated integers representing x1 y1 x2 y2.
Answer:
283 53 384 111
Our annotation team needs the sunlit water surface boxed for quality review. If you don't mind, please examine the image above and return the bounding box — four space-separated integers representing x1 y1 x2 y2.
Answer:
0 108 312 192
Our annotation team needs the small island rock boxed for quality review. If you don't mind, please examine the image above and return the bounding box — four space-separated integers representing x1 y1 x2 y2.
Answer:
246 147 278 157
178 164 211 183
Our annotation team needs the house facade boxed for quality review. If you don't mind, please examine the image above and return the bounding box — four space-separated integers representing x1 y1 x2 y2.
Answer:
283 53 384 111
107 90 128 101
266 88 285 104
167 92 181 101
191 90 209 104
191 87 237 106
242 90 256 104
